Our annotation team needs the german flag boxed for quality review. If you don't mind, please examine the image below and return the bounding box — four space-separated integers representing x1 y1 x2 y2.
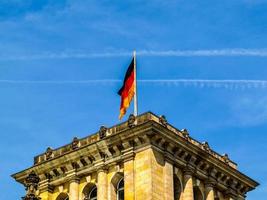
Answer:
118 58 135 119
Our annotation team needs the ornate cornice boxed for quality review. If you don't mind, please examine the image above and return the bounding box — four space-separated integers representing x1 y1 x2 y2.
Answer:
12 112 259 197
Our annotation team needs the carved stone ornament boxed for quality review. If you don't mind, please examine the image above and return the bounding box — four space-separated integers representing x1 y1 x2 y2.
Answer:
99 126 108 139
202 142 211 152
181 129 189 139
222 153 230 164
45 147 53 160
71 137 80 150
22 171 41 200
159 115 167 127
128 114 136 128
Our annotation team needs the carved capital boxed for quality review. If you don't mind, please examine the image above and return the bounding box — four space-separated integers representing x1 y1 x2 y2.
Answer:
39 179 54 193
183 165 195 177
205 177 217 188
225 188 238 199
96 165 108 174
69 175 80 184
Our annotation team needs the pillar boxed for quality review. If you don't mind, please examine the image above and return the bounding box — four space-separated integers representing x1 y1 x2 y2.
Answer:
69 177 79 200
164 160 174 200
97 169 108 200
38 179 53 200
205 181 215 200
134 148 153 200
124 158 135 200
183 168 194 200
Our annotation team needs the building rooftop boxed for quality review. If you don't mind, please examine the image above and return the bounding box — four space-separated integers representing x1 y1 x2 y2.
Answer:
32 112 237 169
12 111 259 195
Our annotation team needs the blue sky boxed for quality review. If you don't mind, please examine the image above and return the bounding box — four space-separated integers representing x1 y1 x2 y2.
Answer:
1 0 267 199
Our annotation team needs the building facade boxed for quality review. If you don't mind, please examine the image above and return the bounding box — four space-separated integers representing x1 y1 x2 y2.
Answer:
12 112 258 200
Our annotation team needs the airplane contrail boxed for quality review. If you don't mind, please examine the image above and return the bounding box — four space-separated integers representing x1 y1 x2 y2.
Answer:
0 79 266 89
2 49 267 60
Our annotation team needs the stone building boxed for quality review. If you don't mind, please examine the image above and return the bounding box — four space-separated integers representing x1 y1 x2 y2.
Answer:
12 112 258 200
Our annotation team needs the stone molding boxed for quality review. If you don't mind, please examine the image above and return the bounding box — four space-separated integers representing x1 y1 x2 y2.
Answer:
38 179 54 193
12 112 258 198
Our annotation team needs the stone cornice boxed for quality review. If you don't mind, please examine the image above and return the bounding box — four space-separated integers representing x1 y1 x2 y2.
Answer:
12 112 259 197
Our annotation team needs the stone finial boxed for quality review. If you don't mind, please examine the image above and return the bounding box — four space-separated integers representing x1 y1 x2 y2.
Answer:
128 114 136 128
202 142 211 152
71 137 80 150
45 147 53 160
159 115 167 127
99 126 108 139
22 171 41 200
181 129 189 139
222 153 230 164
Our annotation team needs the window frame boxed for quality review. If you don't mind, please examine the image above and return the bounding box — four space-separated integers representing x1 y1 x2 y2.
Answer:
116 177 124 200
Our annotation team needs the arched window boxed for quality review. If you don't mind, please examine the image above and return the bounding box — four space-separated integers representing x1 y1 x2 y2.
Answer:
84 186 97 200
117 178 124 200
83 184 97 200
193 186 203 200
173 175 182 200
56 193 69 200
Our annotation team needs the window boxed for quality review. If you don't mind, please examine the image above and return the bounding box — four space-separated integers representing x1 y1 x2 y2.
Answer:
56 193 69 200
117 178 124 200
173 176 181 200
193 186 203 200
84 186 97 200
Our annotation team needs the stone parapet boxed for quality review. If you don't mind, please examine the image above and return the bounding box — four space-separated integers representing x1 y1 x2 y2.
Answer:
32 112 237 169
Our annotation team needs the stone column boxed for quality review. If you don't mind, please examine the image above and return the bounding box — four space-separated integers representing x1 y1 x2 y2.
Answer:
164 160 174 200
124 158 135 200
134 148 153 200
183 168 194 200
69 177 80 200
205 181 215 200
38 179 54 200
97 169 108 200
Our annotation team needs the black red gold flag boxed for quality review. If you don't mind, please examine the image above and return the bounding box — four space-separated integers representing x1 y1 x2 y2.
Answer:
118 58 135 119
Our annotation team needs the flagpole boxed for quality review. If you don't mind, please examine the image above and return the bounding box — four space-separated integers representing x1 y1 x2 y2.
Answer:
133 50 138 116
